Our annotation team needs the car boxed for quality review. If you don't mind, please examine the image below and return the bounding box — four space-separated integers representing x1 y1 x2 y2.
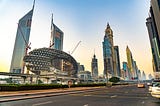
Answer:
149 81 160 92
151 82 160 99
137 83 145 88
147 82 152 86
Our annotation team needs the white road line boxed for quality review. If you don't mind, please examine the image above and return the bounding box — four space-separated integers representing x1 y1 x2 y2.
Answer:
84 95 91 96
110 95 117 98
32 101 52 106
84 104 88 106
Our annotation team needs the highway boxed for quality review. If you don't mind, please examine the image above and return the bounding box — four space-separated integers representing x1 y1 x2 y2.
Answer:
0 85 160 106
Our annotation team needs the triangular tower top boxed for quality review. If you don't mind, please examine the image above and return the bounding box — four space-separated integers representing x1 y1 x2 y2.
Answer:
32 0 35 10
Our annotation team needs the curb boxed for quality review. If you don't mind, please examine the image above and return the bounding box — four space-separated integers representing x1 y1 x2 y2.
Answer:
0 87 106 102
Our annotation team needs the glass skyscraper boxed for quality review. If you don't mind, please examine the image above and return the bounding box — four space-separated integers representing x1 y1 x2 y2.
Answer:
50 14 63 51
102 24 113 76
50 14 64 70
114 46 121 77
10 3 34 73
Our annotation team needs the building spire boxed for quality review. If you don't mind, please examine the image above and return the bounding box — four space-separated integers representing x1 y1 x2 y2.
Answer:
107 22 110 28
32 0 35 10
105 22 112 35
51 13 53 30
93 49 96 58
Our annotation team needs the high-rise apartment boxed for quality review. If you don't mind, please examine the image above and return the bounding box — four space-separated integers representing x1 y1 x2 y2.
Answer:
10 2 35 73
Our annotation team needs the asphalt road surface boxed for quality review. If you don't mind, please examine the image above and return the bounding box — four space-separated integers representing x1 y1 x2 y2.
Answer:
0 85 160 106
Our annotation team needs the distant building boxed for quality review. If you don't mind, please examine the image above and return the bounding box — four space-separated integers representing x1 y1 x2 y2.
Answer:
121 69 126 79
137 70 141 80
122 62 131 80
77 63 85 72
133 61 138 79
10 2 34 73
78 71 91 81
50 14 64 70
148 74 153 80
146 0 160 72
142 71 146 80
91 54 98 78
114 46 121 77
126 46 138 79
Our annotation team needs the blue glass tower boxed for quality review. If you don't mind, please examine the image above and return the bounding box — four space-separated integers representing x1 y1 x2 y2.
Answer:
102 29 113 76
50 14 64 70
50 14 63 50
10 1 35 73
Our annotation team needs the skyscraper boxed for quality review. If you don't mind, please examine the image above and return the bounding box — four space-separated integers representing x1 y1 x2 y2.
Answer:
126 46 135 79
50 14 63 50
91 53 98 78
122 62 131 80
151 0 160 42
114 46 121 77
102 24 113 76
50 14 64 70
146 0 160 72
102 23 117 77
10 1 35 73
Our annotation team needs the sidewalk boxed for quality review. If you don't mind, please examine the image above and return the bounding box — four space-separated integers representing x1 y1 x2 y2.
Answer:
0 86 104 97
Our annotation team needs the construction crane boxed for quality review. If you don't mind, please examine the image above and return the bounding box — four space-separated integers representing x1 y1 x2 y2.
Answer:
49 41 54 48
70 41 81 55
18 23 31 74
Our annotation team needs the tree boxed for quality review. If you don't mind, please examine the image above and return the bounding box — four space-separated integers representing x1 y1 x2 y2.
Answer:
109 77 120 83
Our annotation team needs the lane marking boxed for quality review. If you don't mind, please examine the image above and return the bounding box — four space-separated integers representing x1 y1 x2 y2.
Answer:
84 104 88 106
84 95 91 96
111 95 117 98
32 101 52 106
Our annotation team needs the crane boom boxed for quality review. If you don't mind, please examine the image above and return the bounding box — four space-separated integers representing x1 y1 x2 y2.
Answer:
18 23 31 74
71 41 81 55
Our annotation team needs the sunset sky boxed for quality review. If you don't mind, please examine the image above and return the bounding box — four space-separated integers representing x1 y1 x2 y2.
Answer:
0 0 152 78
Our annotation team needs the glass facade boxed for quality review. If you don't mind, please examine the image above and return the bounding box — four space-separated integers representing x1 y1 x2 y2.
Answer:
50 15 63 50
50 15 64 70
10 8 34 73
103 35 113 75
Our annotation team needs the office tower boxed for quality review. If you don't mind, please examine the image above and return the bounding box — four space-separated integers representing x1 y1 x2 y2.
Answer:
91 53 98 78
114 46 121 77
146 0 160 72
126 46 139 79
10 1 35 73
50 14 64 70
126 46 134 77
50 14 63 50
102 23 117 77
102 24 113 76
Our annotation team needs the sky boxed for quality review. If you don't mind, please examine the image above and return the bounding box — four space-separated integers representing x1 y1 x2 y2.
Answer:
0 0 152 78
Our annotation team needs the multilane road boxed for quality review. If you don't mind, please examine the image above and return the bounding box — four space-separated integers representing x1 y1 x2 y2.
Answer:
0 85 160 106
